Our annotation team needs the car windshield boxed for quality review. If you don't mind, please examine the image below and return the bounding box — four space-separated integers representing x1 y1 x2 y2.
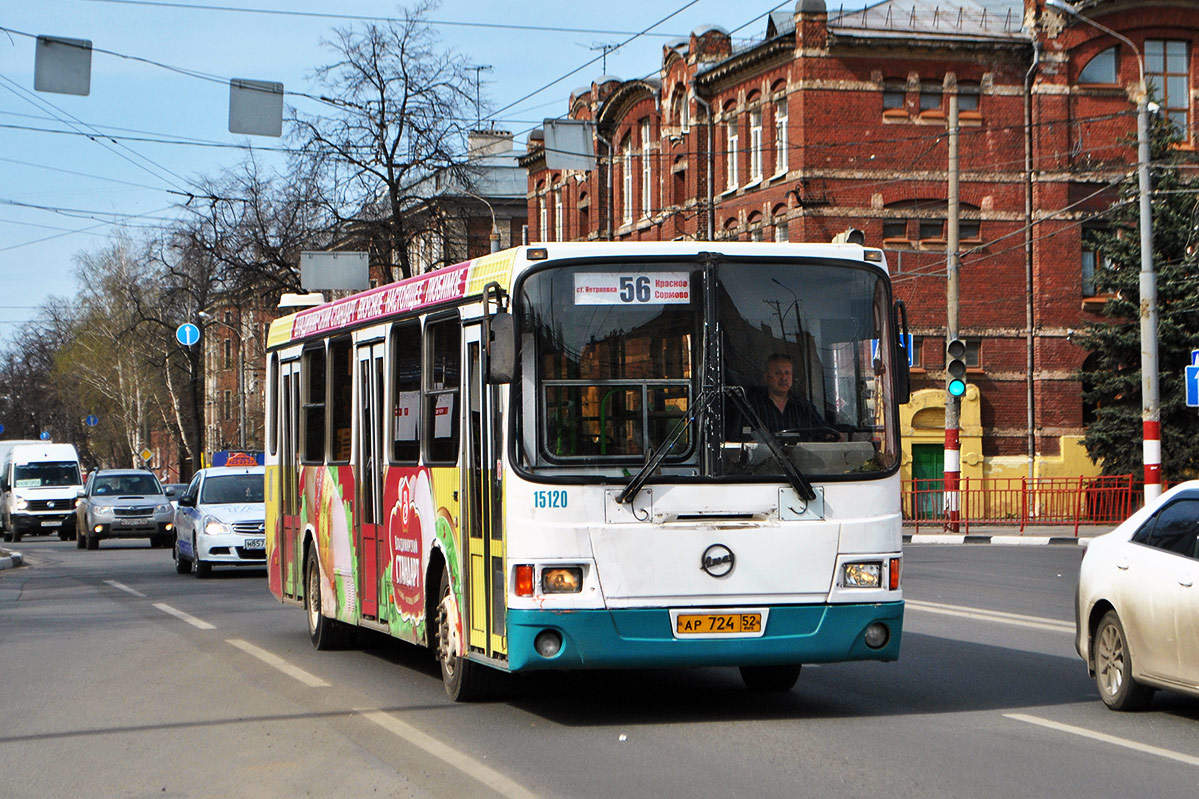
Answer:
94 474 162 495
201 474 264 504
14 461 81 488
515 257 899 481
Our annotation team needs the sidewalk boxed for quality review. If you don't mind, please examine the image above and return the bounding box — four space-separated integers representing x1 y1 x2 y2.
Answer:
904 523 1116 545
0 547 24 571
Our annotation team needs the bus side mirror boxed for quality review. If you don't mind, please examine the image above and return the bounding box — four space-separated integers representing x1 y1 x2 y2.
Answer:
488 311 515 384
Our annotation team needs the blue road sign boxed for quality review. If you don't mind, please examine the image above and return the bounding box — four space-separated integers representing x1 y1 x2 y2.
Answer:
39 431 50 440
1186 364 1199 408
85 414 99 427
176 322 201 347
0 424 5 435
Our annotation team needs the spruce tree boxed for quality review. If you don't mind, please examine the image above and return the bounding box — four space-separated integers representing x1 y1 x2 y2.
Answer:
1078 113 1199 481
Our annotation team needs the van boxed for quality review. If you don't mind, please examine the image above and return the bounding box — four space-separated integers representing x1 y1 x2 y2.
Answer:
1 443 83 543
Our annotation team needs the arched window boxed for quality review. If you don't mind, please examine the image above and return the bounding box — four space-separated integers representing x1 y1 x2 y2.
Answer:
1079 46 1118 84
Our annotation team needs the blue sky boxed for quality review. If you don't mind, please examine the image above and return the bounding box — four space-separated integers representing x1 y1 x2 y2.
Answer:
0 0 868 339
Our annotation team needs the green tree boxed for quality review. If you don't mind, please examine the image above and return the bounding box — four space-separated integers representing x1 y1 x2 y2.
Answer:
1078 114 1199 480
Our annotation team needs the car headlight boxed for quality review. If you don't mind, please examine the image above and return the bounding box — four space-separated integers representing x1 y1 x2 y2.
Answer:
15 498 28 510
204 519 230 536
94 505 114 516
155 503 172 514
841 561 882 588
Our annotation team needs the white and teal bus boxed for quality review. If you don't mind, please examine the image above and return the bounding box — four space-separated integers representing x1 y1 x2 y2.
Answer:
265 242 910 700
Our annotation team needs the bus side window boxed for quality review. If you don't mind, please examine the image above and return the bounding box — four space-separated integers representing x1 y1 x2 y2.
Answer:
301 346 327 463
424 316 461 464
330 336 353 463
391 321 421 463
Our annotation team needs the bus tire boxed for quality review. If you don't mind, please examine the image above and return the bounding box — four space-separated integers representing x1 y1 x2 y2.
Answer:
306 546 350 650
435 569 494 702
739 664 801 692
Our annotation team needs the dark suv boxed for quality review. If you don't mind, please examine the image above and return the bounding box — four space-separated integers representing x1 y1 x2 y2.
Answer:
75 469 175 550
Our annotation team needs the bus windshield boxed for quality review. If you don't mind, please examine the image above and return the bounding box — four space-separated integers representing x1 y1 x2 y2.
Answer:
516 257 899 481
14 461 82 488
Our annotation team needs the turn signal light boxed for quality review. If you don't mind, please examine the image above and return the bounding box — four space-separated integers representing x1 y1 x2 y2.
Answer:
889 557 901 590
515 564 534 597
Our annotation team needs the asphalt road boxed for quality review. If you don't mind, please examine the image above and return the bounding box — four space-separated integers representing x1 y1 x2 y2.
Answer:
0 537 1196 799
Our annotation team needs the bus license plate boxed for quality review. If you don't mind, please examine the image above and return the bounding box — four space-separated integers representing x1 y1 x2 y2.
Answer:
244 538 265 550
676 612 762 635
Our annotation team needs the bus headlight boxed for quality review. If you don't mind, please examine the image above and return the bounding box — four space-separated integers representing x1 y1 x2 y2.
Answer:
842 562 882 588
15 498 28 510
541 567 583 594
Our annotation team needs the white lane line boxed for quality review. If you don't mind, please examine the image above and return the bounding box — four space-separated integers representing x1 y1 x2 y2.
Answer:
358 708 538 799
104 580 146 598
153 602 216 630
226 638 330 688
1005 713 1199 767
905 599 1074 633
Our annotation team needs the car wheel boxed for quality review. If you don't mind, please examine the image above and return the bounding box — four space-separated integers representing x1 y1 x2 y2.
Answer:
11 531 21 543
305 546 350 650
192 536 212 578
173 541 192 574
435 568 495 701
739 664 802 692
76 531 86 549
1094 610 1153 711
85 533 98 550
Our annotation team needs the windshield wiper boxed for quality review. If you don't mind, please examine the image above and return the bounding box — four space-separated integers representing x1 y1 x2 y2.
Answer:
724 386 817 502
616 385 817 505
616 384 722 505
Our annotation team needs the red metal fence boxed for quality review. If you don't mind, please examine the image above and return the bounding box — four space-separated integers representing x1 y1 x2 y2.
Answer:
902 475 1139 536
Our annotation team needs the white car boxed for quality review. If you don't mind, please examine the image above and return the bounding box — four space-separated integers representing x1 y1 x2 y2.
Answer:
172 466 266 578
1076 480 1199 710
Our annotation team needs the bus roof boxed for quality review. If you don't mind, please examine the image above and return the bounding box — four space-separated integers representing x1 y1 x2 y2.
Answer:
266 242 885 349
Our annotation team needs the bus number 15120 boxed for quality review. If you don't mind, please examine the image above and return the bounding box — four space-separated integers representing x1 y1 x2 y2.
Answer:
533 489 568 509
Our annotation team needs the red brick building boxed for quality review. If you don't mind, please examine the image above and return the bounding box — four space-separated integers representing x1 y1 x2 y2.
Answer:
520 0 1199 484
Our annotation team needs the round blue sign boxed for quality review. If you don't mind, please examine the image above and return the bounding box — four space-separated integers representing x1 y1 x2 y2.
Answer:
0 423 5 435
39 431 50 440
176 322 201 347
85 414 100 427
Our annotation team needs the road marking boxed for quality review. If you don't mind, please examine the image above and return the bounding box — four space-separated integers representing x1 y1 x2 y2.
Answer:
104 580 146 598
153 602 216 630
905 599 1074 633
1005 713 1199 767
358 708 538 799
226 638 330 688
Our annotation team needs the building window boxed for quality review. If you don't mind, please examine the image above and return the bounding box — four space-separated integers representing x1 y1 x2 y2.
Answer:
908 335 924 369
726 112 739 190
621 137 633 226
223 339 232 370
919 82 942 112
774 219 789 242
958 82 980 112
964 339 981 369
883 220 908 241
641 119 653 218
1079 46 1118 84
1146 40 1190 134
773 98 789 174
749 108 763 181
223 390 231 422
960 220 980 241
554 189 564 242
883 79 906 110
1082 235 1114 297
537 197 547 241
919 219 944 241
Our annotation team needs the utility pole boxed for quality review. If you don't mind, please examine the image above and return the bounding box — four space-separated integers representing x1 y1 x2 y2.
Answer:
944 86 962 532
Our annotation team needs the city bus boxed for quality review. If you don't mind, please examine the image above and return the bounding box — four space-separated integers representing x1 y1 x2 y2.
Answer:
264 242 910 700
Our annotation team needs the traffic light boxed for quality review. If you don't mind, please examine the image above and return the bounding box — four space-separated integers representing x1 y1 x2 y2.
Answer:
946 339 967 397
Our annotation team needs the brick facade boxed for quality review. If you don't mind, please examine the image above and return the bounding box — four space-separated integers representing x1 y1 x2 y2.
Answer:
521 0 1199 479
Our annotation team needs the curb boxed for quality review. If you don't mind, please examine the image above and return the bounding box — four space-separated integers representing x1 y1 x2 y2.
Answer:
904 534 1088 546
0 550 24 570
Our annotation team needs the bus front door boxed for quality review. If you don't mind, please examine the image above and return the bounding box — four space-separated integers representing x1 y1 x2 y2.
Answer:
464 327 506 662
355 341 386 621
279 359 302 600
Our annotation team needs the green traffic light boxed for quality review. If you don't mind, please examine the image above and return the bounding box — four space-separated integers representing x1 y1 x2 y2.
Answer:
948 378 966 397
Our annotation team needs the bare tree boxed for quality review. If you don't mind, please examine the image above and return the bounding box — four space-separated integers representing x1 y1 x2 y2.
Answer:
289 0 481 281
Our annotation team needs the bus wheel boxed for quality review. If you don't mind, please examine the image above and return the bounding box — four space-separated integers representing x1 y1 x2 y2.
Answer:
435 569 493 702
305 547 349 650
739 664 801 692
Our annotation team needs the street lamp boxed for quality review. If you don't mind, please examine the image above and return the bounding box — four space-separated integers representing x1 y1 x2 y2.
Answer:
197 310 247 451
1045 0 1162 501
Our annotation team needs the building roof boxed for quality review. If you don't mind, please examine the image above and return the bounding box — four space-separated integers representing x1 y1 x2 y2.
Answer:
829 0 1027 41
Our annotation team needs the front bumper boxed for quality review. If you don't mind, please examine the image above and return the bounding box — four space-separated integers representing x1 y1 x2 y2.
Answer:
194 533 267 564
12 513 74 534
504 600 904 672
91 520 173 539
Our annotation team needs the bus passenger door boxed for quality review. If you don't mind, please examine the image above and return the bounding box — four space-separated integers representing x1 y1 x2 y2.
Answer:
464 325 506 662
279 359 302 599
355 341 386 621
